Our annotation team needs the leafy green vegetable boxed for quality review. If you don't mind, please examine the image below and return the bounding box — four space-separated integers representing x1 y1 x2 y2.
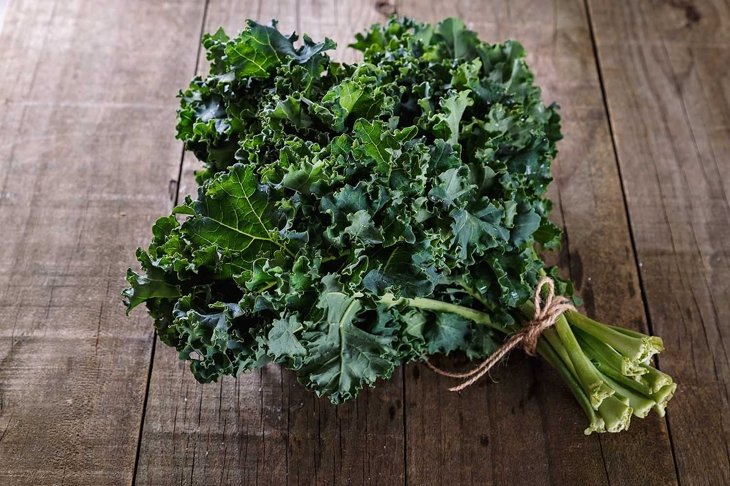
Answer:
125 18 675 434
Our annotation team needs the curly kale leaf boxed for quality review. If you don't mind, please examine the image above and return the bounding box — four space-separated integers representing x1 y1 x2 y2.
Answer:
297 291 399 403
225 20 335 78
175 164 292 259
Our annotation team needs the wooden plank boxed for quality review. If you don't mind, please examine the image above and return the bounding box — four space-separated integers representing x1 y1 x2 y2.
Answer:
587 1 730 484
397 1 678 484
0 0 206 484
135 2 404 485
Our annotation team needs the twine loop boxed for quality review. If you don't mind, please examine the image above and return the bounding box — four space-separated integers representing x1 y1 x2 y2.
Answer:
427 276 575 392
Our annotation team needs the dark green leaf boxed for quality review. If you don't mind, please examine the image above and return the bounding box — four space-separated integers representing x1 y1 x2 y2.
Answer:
299 292 398 403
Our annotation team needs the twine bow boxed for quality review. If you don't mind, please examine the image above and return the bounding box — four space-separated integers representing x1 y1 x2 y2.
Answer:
427 276 575 392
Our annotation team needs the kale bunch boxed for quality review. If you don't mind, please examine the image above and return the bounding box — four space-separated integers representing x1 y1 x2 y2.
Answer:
125 18 674 433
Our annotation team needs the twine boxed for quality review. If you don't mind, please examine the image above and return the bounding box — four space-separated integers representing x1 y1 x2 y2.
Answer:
427 276 575 392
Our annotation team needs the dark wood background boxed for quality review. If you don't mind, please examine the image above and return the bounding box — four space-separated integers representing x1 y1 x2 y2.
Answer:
0 0 728 484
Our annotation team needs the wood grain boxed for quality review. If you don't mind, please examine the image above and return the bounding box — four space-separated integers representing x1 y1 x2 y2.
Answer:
4 0 718 483
135 2 405 485
397 1 678 484
588 1 730 484
0 0 206 484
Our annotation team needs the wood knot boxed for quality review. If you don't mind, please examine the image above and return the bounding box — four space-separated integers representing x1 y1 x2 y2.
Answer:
374 1 396 16
168 179 178 201
685 4 701 23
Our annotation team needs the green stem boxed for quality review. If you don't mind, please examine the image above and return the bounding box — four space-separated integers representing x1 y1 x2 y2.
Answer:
597 394 633 433
537 339 605 435
566 311 662 363
575 328 647 378
601 374 655 418
379 293 507 332
593 360 653 396
652 383 677 417
554 315 615 408
542 328 577 376
638 365 673 393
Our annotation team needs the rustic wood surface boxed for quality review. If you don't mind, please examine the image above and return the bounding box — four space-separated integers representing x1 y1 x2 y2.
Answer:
0 0 205 484
0 0 726 485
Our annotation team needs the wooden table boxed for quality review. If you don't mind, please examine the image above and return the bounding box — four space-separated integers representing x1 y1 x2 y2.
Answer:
1 1 728 484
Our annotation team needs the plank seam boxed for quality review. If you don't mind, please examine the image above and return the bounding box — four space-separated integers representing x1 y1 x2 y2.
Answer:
582 1 682 484
395 2 408 485
130 1 211 484
401 365 408 486
389 1 409 482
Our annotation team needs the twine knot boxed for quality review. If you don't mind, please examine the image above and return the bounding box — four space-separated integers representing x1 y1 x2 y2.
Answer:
426 276 575 392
